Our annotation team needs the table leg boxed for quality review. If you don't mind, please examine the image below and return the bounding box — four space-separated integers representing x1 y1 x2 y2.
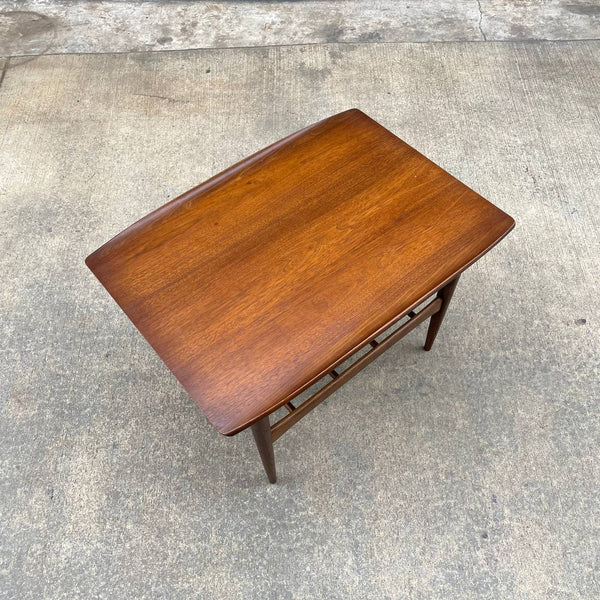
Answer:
424 276 460 351
251 416 277 483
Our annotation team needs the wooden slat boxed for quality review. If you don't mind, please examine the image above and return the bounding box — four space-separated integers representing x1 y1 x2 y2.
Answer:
270 297 442 442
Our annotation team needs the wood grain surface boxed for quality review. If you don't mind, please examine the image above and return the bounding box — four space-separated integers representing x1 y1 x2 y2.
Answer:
86 109 514 435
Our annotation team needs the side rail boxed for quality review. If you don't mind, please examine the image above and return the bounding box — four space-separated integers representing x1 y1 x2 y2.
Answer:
270 296 443 442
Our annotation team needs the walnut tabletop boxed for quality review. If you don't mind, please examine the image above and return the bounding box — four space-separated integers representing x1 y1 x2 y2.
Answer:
86 109 514 436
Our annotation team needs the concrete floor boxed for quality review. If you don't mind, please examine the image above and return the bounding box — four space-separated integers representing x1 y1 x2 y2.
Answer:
1 1 599 55
1 3 599 600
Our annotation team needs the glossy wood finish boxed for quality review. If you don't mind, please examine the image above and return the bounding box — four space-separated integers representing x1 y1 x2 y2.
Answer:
86 109 514 436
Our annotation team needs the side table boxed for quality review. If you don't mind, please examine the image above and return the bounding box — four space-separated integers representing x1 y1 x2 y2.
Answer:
86 109 514 483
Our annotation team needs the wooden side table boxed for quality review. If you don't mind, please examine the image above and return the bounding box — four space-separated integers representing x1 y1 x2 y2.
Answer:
86 109 514 483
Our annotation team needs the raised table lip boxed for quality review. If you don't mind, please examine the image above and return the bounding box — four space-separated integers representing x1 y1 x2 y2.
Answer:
86 108 515 437
85 112 338 270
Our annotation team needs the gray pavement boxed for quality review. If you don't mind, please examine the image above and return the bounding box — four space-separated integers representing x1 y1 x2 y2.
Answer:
0 4 599 600
0 0 599 56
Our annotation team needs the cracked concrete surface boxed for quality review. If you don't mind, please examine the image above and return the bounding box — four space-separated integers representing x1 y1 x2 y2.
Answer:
1 3 599 600
0 0 599 56
477 0 488 41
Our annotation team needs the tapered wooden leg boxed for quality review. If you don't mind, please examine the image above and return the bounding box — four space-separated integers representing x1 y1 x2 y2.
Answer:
251 416 277 483
424 276 460 351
